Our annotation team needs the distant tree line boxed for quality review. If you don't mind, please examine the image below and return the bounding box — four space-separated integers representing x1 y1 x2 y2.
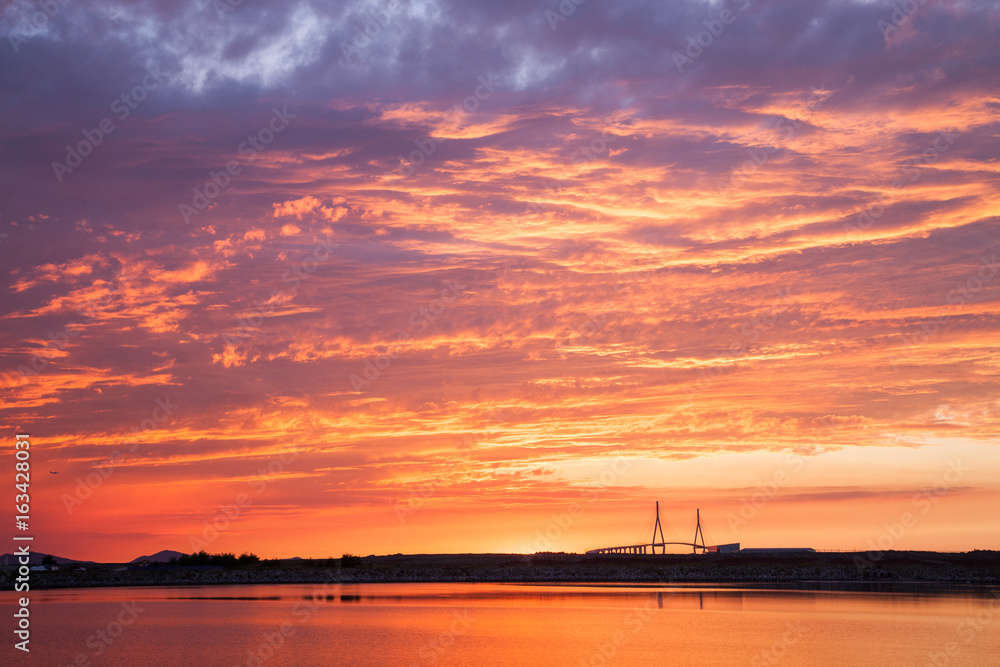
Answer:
165 551 363 568
168 551 266 567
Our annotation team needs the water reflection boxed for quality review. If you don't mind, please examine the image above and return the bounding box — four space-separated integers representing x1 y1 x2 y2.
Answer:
8 582 997 666
133 581 1000 610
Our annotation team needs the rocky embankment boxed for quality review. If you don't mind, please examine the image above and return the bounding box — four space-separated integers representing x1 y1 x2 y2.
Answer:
4 551 998 590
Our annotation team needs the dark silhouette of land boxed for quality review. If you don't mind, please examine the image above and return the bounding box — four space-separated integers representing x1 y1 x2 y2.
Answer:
2 550 998 590
0 551 95 566
130 549 186 564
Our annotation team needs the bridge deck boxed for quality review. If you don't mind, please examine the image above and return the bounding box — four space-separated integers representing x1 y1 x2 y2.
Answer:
585 541 705 555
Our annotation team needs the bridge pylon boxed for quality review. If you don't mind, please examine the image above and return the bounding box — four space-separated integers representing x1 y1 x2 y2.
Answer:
692 508 706 554
651 501 666 555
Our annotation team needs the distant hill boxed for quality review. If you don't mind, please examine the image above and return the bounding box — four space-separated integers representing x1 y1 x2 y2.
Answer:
0 551 91 566
130 550 186 564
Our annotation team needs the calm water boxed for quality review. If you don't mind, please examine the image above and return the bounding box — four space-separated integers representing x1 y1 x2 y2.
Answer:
6 582 1000 666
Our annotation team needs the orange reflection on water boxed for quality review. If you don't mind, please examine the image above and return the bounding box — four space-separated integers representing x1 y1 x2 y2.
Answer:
13 583 1000 666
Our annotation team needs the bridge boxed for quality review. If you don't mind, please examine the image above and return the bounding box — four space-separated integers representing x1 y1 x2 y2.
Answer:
586 503 738 555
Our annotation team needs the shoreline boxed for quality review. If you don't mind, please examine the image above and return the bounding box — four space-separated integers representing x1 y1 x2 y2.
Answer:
5 551 999 591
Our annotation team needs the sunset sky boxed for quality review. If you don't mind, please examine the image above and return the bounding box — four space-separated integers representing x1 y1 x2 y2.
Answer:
2 0 999 562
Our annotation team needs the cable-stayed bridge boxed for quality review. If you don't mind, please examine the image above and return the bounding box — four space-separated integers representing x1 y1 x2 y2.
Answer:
585 502 739 555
